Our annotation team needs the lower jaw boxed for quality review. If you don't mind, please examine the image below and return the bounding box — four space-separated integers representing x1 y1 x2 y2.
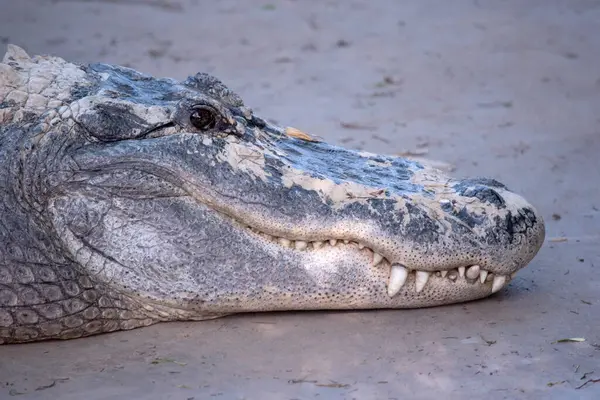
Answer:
188 277 505 314
175 263 514 315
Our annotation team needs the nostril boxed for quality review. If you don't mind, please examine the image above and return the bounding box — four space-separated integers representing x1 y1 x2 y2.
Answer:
453 178 506 208
456 177 508 189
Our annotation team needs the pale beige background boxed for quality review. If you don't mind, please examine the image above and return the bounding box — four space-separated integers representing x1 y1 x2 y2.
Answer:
0 1 599 399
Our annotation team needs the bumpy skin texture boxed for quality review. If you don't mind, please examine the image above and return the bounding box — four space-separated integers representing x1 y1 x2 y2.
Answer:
0 45 545 344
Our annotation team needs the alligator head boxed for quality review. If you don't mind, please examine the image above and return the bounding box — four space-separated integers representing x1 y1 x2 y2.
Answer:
0 45 545 343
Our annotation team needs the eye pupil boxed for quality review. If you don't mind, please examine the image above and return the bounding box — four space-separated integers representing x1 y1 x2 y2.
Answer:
190 107 217 130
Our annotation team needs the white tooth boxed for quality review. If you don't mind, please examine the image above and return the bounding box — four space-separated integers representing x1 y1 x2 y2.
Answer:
439 198 451 207
448 271 458 281
261 232 272 240
466 265 480 280
295 241 308 250
312 241 324 249
479 270 488 283
387 264 408 297
458 266 465 277
278 238 291 247
343 240 350 244
415 271 431 293
440 270 448 278
491 275 507 293
329 239 337 246
358 243 365 249
372 252 384 266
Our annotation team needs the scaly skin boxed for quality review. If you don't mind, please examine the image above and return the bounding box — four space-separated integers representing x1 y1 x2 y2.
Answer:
0 45 545 344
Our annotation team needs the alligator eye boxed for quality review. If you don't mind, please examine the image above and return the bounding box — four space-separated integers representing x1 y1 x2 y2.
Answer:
190 106 217 131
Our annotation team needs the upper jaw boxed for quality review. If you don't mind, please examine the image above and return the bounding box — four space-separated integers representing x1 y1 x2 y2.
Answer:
225 170 544 272
180 125 544 280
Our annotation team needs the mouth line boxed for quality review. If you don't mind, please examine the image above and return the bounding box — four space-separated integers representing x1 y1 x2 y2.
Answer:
243 224 515 297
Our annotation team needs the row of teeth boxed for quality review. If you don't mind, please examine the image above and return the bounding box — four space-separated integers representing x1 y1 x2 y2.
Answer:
387 264 512 297
248 228 513 297
249 227 364 251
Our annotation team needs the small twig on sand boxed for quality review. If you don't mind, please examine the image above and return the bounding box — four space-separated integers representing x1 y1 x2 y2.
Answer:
576 378 600 390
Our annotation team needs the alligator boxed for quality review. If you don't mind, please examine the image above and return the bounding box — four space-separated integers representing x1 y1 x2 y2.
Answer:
0 45 545 344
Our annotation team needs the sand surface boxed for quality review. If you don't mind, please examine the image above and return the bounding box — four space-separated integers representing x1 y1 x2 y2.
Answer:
0 1 599 399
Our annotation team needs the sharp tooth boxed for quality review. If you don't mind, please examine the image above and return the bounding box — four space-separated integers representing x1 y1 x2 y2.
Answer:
458 266 465 277
278 238 291 247
312 241 324 249
479 270 488 283
448 271 458 281
358 243 365 249
329 239 337 246
295 240 308 250
415 271 431 293
387 264 408 297
491 275 507 293
372 252 384 266
343 240 350 244
440 270 448 278
466 265 480 280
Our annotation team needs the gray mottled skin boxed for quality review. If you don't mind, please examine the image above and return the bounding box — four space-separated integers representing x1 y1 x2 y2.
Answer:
0 45 545 344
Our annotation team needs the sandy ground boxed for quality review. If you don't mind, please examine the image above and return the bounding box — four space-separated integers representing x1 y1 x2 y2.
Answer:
0 0 599 399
